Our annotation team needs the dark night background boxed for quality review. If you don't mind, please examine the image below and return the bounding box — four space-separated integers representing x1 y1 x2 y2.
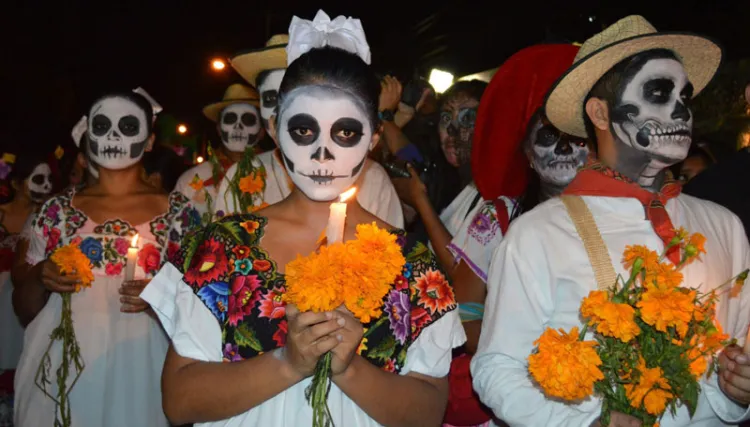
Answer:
2 0 749 160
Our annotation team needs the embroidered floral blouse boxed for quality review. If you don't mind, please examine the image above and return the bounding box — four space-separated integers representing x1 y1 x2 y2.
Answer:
25 187 201 276
169 214 458 371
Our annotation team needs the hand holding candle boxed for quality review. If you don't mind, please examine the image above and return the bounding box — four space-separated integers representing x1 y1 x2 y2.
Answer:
125 234 139 281
326 187 357 245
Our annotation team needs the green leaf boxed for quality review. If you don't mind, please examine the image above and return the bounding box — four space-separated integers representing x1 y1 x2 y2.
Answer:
234 324 263 352
369 336 397 362
396 348 407 366
218 221 245 245
182 230 205 272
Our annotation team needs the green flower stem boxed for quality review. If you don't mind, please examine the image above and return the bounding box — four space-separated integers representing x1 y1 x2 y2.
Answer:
305 352 334 427
363 317 387 339
34 293 85 427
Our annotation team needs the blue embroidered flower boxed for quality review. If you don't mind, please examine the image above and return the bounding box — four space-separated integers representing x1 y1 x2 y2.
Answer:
403 262 413 279
234 259 252 275
197 281 230 322
79 237 103 263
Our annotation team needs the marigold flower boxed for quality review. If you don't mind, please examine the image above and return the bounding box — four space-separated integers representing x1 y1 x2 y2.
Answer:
50 244 94 292
528 327 604 401
644 262 684 290
189 174 204 191
581 290 640 342
623 245 660 272
637 284 695 338
239 172 265 195
624 357 673 415
684 233 707 264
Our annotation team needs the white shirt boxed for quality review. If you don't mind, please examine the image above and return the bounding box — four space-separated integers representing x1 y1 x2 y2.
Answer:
142 263 466 427
472 194 750 427
175 162 223 216
216 150 404 228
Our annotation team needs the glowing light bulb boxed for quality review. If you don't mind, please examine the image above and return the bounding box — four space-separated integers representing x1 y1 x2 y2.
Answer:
196 156 204 163
211 59 226 71
429 69 454 94
177 124 187 134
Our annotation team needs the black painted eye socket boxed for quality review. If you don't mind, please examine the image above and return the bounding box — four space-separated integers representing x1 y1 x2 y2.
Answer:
222 112 238 125
92 114 112 136
262 91 278 108
331 118 364 147
241 113 257 127
642 78 675 105
536 126 560 147
118 115 141 137
457 108 477 128
31 175 45 184
287 113 320 146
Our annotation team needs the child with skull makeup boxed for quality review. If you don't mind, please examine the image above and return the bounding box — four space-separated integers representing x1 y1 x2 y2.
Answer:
142 11 464 427
473 16 750 427
174 83 265 217
11 91 200 427
216 33 405 227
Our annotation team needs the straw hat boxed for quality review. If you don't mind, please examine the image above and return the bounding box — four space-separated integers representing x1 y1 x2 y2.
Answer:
230 34 289 87
545 15 722 138
202 84 260 122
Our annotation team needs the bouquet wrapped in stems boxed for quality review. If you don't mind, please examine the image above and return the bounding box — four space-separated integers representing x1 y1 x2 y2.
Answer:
528 228 748 426
284 223 406 427
36 243 94 427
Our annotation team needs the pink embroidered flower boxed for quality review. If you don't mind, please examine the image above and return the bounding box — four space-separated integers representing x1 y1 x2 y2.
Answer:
44 226 61 254
228 275 262 326
105 262 123 276
70 236 82 247
258 288 286 319
274 320 288 347
46 203 60 220
137 243 162 275
113 238 130 256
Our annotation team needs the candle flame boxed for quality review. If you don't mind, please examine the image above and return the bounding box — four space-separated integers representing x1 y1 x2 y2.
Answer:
131 234 139 247
339 187 357 203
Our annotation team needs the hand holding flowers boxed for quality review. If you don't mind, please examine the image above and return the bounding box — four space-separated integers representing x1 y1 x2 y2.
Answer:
37 257 80 294
330 306 365 377
284 304 345 379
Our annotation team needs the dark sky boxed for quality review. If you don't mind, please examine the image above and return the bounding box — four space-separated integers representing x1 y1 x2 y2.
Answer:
2 0 749 157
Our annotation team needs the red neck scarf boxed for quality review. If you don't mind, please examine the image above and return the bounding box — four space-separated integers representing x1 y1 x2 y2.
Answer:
563 161 683 264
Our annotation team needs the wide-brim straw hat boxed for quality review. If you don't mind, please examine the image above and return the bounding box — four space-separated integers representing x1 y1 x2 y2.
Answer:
203 84 260 122
231 34 289 87
545 15 722 138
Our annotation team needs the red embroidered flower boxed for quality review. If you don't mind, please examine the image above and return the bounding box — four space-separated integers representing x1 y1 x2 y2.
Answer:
137 243 162 275
253 259 272 272
259 288 286 319
232 245 251 260
105 262 123 276
411 306 431 339
274 319 288 347
414 269 455 315
394 275 408 291
383 359 396 373
44 226 61 254
184 238 229 286
0 248 13 272
228 275 262 326
70 236 82 247
166 242 180 262
240 220 260 234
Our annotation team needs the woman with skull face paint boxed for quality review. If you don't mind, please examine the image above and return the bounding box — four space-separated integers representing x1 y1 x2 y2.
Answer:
141 11 464 427
11 91 200 427
0 150 52 424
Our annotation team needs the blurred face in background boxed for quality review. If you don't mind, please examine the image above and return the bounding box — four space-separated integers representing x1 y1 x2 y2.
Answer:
438 92 479 168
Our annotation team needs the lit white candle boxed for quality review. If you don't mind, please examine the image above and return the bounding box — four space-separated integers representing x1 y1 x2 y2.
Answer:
125 234 139 281
326 188 356 245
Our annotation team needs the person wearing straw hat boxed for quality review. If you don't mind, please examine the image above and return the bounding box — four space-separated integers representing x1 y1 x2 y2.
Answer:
174 83 263 217
221 35 405 227
473 15 750 427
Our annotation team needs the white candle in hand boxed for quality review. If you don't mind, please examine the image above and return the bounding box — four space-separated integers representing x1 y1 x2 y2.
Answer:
326 188 357 245
125 234 139 281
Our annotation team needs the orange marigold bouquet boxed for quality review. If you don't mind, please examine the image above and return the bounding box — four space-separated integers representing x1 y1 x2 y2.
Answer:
36 243 94 427
285 223 406 427
528 229 748 426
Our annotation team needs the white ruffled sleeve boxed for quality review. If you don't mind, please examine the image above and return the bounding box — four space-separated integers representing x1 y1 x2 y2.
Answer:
141 262 223 362
400 310 465 377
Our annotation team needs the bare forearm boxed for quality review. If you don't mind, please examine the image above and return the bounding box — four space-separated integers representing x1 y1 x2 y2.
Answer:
415 197 455 273
162 347 303 424
333 356 447 427
12 262 49 327
381 121 412 155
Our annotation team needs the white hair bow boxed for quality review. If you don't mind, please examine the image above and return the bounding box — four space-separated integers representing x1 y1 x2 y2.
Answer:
286 10 371 65
133 87 163 116
71 115 87 147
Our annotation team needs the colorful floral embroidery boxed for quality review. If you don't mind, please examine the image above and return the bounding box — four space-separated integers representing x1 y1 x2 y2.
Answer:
93 219 132 237
467 203 500 245
177 214 457 374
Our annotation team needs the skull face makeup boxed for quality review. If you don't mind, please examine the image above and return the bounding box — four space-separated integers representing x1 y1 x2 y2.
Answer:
439 94 479 168
219 103 262 152
27 163 52 202
277 86 373 201
87 96 150 170
611 57 693 169
528 116 590 187
258 69 286 131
